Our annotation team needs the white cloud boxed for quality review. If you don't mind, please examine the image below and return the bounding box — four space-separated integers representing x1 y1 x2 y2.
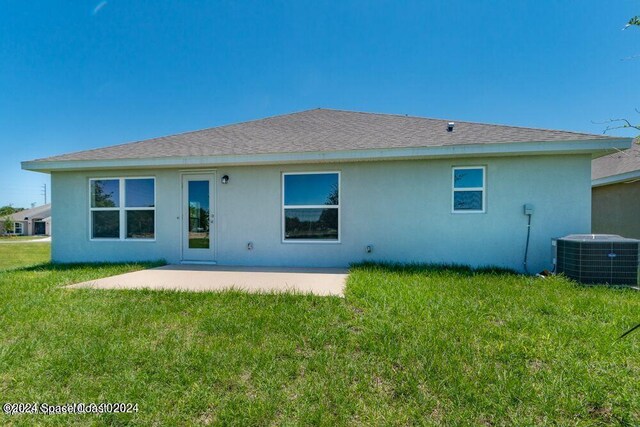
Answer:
92 1 108 16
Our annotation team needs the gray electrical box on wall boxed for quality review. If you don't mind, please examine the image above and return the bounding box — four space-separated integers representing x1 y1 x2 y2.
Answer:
523 204 534 215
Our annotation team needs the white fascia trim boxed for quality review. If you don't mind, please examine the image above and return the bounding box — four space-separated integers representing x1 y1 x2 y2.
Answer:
22 138 633 172
592 169 640 187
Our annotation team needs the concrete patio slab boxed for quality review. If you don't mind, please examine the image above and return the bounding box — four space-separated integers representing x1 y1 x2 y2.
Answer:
68 264 348 296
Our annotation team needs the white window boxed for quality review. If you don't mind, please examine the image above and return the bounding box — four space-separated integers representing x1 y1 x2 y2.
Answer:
89 177 156 240
452 166 486 213
13 222 23 235
282 172 340 242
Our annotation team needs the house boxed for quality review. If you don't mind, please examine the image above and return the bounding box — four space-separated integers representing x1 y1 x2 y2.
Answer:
22 109 632 272
3 204 51 236
591 139 640 239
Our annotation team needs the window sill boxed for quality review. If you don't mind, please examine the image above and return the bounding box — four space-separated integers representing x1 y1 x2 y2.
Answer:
451 210 486 214
282 240 341 244
89 238 157 242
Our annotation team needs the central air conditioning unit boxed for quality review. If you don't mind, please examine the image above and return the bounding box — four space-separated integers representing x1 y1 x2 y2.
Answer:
552 234 639 286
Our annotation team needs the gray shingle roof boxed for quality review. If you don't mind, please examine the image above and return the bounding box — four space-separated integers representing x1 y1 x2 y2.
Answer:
592 138 640 180
10 204 51 221
31 109 619 163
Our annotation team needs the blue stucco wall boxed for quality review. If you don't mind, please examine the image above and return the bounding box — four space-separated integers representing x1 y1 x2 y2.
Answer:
51 154 592 272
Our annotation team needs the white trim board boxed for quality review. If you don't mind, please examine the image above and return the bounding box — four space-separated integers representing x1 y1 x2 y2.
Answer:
592 169 640 187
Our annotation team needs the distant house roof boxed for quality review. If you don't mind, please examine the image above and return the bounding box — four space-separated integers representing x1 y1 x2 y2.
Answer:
592 139 640 186
10 204 51 221
22 109 632 172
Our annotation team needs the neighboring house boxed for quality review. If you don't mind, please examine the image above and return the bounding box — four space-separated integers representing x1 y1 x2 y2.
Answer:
22 109 632 272
591 140 640 239
2 204 51 236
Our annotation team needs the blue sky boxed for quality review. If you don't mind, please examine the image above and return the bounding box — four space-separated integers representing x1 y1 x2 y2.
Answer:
1 0 638 208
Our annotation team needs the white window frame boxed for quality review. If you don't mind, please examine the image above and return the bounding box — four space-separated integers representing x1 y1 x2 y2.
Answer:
89 177 156 241
13 222 23 235
451 166 486 214
282 171 341 244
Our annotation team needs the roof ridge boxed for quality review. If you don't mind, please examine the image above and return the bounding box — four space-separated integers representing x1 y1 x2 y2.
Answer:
317 108 617 139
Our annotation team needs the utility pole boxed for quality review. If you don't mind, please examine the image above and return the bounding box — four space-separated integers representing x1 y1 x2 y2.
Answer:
41 183 47 205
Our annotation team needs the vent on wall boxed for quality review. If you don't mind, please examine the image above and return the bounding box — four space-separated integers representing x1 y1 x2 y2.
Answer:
553 234 639 286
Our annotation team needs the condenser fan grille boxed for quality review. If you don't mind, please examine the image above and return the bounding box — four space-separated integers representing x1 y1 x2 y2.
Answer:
555 235 639 286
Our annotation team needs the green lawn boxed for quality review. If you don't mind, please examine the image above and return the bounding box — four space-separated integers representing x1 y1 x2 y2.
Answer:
0 245 638 425
0 242 50 270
